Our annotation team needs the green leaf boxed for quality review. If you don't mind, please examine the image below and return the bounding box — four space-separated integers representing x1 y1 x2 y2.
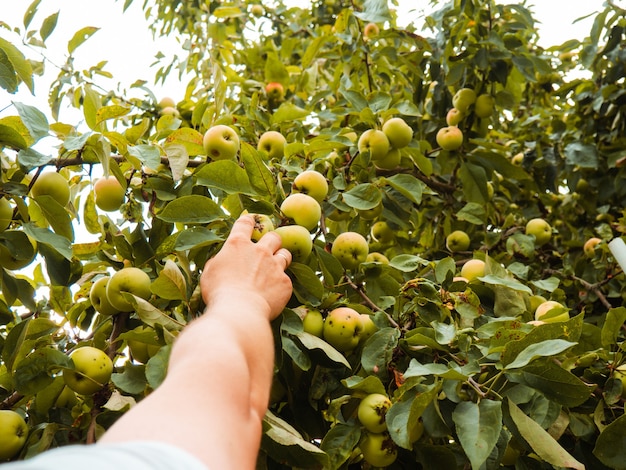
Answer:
288 262 324 305
195 160 256 195
452 400 502 470
151 259 187 301
18 148 52 168
145 344 171 389
40 11 59 41
353 0 392 23
320 423 361 470
383 174 425 204
478 274 532 294
0 116 33 149
504 339 577 369
172 227 223 251
157 195 224 224
593 414 626 470
240 142 275 197
30 196 74 242
0 49 17 93
530 277 560 292
0 37 34 93
271 102 310 125
564 142 598 169
13 347 71 395
403 359 468 381
23 0 42 29
361 328 400 377
506 399 585 470
164 143 188 184
389 254 429 272
295 331 350 368
111 363 147 395
82 84 101 131
68 26 99 54
95 105 130 125
343 375 387 395
165 127 205 156
505 360 592 408
458 162 489 204
132 296 184 332
457 202 486 225
601 307 626 348
387 383 441 449
343 183 382 210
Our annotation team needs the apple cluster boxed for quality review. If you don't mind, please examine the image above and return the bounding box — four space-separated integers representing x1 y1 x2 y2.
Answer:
357 116 413 170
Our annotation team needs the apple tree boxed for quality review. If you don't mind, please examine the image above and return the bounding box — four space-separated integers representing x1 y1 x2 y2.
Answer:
1 0 625 468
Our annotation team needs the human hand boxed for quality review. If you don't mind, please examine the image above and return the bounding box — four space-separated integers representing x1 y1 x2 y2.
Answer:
200 215 293 319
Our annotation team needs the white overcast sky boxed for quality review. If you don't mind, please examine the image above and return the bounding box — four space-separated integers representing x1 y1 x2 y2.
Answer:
0 0 609 121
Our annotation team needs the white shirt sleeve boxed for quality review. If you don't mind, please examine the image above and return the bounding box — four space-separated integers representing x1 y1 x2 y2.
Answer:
2 442 209 470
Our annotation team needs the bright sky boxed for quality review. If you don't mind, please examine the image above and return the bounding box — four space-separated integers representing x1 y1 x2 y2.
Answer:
0 0 608 121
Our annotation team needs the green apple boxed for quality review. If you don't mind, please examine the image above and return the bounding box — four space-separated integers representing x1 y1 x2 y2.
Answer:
159 106 180 118
63 346 114 395
0 197 12 231
613 364 626 398
370 221 394 244
280 193 321 231
31 171 70 206
365 252 389 264
511 152 524 165
583 237 602 257
528 294 547 314
265 82 285 101
292 170 329 202
360 432 398 467
358 393 391 433
358 129 390 161
452 87 477 112
257 130 286 160
0 410 28 460
332 231 369 270
203 124 240 160
106 267 152 312
460 259 485 281
373 148 401 170
382 117 413 149
274 225 313 262
55 386 78 408
302 308 324 338
436 126 463 151
534 300 569 323
446 230 470 252
363 22 380 39
94 176 126 212
323 307 363 352
474 94 495 118
359 313 378 342
0 233 37 271
525 218 552 246
446 108 465 126
90 276 120 316
158 96 176 109
328 207 353 221
127 326 161 364
358 203 383 220
251 4 264 17
250 213 275 242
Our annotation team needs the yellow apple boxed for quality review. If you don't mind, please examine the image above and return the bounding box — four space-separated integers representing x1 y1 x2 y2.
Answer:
274 225 313 262
446 108 465 126
0 197 13 231
446 230 470 252
525 218 552 246
534 300 569 323
250 213 275 242
158 96 176 109
357 203 383 220
358 393 391 433
360 432 398 467
460 259 485 281
436 126 463 151
251 4 264 17
203 124 240 160
363 22 380 39
302 308 324 337
583 237 602 257
528 294 547 314
365 252 389 264
382 117 413 149
474 94 495 118
292 170 329 202
359 313 378 342
127 326 161 364
323 307 363 352
511 152 524 165
159 106 180 118
31 171 70 206
280 193 321 231
452 87 477 113
63 346 114 395
332 231 369 270
370 221 394 243
0 410 28 460
373 148 402 170
358 129 390 161
90 276 120 316
94 176 126 212
257 130 287 160
106 267 152 312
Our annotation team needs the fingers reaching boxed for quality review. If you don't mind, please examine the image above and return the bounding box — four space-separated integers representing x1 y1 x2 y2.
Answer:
275 248 292 270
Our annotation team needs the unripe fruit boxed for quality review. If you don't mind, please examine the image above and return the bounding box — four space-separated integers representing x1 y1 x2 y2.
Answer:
452 88 477 113
257 131 287 160
292 170 329 202
460 259 485 281
583 237 602 257
0 197 13 231
280 193 321 231
358 129 390 161
446 108 465 126
363 22 380 39
382 117 413 149
525 218 552 246
323 307 362 352
90 276 120 316
94 176 126 212
360 432 398 467
63 346 114 395
446 230 470 252
0 410 29 460
370 221 394 244
436 126 463 151
31 172 71 206
332 232 369 270
274 225 313 262
203 125 240 160
106 267 152 312
474 94 495 118
250 214 275 242
302 308 324 337
358 393 392 433
534 300 569 323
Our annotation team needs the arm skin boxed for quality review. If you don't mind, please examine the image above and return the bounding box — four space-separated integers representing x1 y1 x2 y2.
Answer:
99 215 293 469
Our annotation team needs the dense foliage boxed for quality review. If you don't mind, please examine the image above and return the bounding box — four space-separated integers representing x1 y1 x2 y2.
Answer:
1 0 625 468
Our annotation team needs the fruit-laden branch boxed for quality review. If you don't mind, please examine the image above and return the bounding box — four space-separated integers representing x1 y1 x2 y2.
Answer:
342 275 400 328
39 155 206 169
